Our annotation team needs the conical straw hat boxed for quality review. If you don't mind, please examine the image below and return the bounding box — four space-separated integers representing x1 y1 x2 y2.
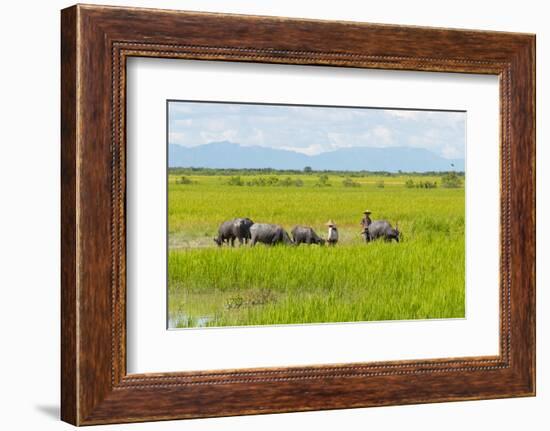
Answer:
325 219 336 226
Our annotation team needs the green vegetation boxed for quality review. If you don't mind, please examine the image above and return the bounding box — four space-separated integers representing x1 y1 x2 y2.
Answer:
226 175 304 187
342 177 361 188
405 178 438 189
315 174 331 187
168 170 465 328
441 172 463 188
175 175 195 185
169 166 464 178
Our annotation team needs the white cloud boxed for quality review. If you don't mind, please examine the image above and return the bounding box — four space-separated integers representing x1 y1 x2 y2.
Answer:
174 119 193 127
169 132 186 145
205 118 231 132
385 110 419 120
441 144 462 159
280 144 326 155
169 104 193 115
247 129 265 146
326 132 357 150
408 129 441 151
385 109 465 131
200 129 238 143
371 125 393 144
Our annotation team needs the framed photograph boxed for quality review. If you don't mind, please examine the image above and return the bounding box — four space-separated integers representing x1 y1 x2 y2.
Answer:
61 4 535 425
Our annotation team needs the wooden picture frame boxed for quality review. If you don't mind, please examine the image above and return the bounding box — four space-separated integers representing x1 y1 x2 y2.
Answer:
61 4 535 425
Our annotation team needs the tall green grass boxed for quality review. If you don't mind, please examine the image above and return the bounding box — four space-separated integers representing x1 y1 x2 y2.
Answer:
167 173 465 328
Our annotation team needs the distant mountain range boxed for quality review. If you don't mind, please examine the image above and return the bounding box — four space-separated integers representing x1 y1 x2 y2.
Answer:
168 141 464 173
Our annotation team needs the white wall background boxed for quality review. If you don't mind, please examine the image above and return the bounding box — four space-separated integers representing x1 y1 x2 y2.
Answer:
0 1 546 430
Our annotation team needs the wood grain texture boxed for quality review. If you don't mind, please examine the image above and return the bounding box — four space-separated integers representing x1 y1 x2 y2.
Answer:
60 4 536 425
60 5 78 425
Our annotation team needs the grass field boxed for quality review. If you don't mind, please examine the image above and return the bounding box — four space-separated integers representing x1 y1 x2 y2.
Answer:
167 171 465 328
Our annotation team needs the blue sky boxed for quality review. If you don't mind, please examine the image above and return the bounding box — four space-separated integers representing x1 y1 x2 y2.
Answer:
168 101 466 159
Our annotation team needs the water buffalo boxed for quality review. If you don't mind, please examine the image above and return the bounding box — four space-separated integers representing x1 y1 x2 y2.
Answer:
291 226 325 245
249 223 293 246
234 217 254 244
367 220 400 242
213 217 254 247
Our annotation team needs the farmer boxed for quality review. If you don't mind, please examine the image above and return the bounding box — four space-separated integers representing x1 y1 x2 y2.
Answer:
326 220 339 246
360 210 372 242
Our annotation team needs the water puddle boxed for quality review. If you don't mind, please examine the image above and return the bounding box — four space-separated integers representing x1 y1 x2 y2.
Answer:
168 288 279 328
168 312 213 328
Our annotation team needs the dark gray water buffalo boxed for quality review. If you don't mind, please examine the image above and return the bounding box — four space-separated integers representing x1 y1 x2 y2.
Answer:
367 220 400 242
213 220 237 247
249 223 293 246
234 217 254 244
213 217 254 247
291 226 325 245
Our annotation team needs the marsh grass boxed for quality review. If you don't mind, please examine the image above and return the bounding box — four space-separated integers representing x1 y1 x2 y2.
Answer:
167 173 465 328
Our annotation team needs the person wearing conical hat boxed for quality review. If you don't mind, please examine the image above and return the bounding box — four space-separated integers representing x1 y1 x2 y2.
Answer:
325 220 338 246
360 210 373 243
